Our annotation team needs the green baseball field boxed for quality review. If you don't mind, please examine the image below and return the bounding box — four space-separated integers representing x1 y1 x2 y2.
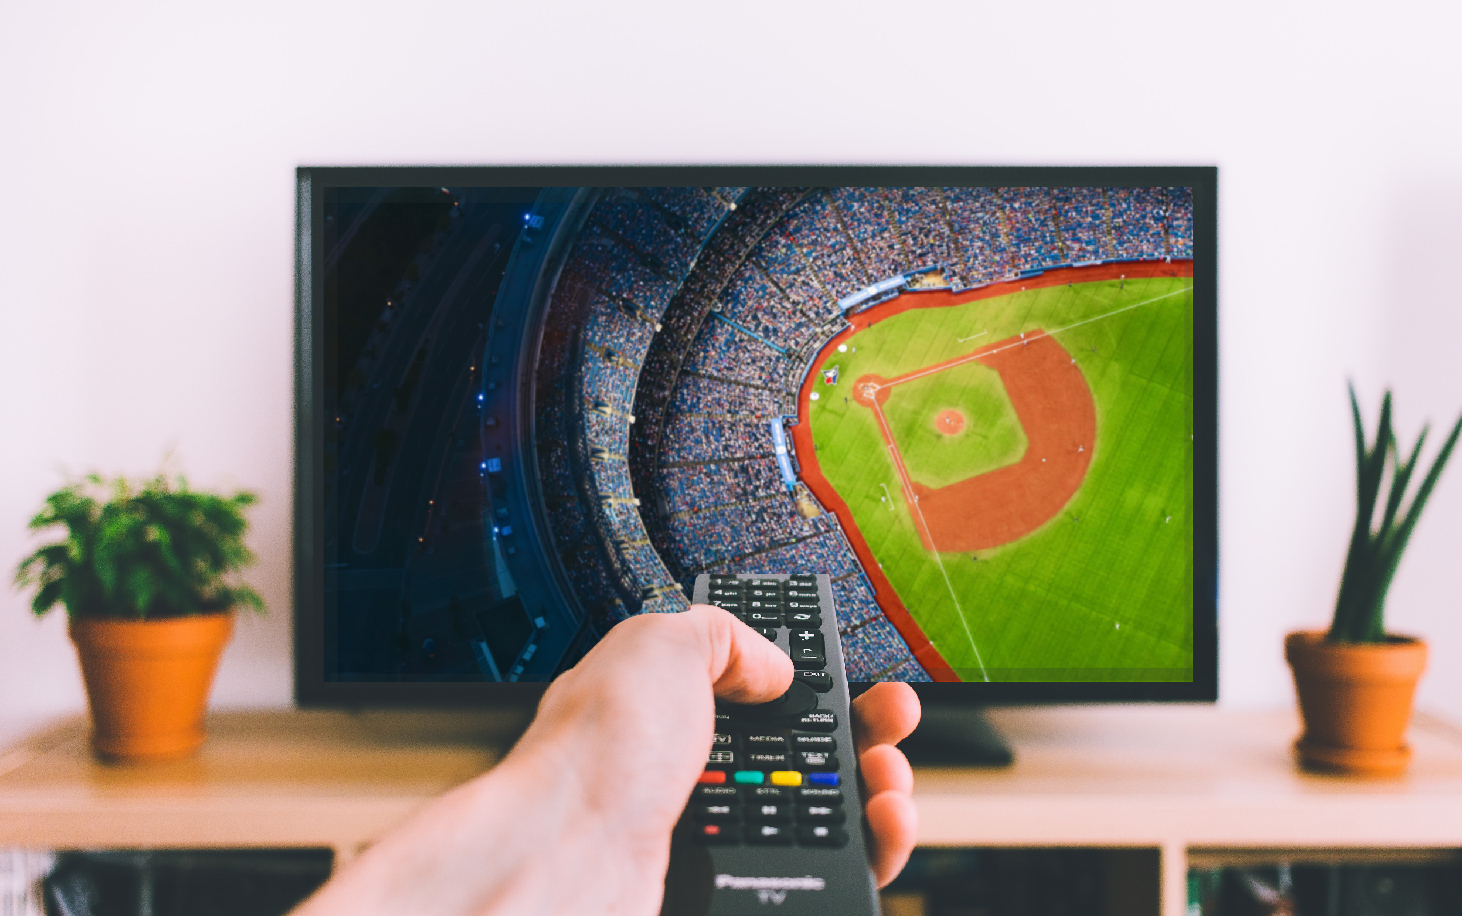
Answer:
800 274 1195 681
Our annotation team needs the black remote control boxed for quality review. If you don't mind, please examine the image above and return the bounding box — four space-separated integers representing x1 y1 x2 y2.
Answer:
661 574 880 916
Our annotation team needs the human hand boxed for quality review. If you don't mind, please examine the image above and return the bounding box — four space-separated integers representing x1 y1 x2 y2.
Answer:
293 604 920 916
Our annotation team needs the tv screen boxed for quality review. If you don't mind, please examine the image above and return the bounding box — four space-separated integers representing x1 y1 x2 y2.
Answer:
294 167 1216 703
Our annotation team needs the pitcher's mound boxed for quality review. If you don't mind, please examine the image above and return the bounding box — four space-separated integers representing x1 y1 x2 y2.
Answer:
935 410 966 436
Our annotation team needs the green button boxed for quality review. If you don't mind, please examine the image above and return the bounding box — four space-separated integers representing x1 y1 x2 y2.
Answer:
732 770 765 785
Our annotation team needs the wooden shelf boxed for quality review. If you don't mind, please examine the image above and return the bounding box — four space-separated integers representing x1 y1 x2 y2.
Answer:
0 709 523 858
919 705 1460 915
0 704 1457 916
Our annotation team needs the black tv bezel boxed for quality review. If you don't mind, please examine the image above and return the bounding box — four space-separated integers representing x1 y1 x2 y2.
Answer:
294 165 1218 707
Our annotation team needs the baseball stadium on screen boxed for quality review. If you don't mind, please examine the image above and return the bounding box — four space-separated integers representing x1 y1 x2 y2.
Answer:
312 175 1205 687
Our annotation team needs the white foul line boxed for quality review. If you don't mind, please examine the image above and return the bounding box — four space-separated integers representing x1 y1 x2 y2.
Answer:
957 329 988 342
872 399 989 681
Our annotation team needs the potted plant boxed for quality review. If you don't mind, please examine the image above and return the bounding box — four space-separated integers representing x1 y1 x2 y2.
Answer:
13 472 262 761
1285 386 1460 775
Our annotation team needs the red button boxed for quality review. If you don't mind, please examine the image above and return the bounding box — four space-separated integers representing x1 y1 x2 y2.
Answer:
703 824 722 836
697 771 727 784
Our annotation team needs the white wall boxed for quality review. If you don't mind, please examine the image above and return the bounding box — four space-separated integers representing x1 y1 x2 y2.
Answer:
1 0 1459 745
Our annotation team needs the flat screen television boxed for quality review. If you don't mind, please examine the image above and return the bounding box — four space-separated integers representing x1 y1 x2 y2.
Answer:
294 167 1217 755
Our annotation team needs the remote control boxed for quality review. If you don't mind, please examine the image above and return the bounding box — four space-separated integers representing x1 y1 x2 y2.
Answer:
661 573 880 916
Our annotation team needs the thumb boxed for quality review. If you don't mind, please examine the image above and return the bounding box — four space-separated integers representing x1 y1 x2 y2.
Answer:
683 604 794 704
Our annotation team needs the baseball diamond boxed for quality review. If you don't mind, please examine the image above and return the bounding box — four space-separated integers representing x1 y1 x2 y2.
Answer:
793 262 1194 682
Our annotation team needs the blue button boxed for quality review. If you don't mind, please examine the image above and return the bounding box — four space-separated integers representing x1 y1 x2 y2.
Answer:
808 772 840 786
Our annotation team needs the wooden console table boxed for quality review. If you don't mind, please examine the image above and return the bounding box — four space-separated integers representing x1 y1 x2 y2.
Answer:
0 705 1457 916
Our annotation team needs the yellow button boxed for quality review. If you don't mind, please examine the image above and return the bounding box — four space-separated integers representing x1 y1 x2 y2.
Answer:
770 770 802 787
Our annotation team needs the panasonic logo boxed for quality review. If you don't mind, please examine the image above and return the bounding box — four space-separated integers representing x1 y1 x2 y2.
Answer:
714 875 826 891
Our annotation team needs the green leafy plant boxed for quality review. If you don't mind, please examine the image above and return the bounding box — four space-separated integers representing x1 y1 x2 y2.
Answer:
14 472 264 620
1331 385 1461 643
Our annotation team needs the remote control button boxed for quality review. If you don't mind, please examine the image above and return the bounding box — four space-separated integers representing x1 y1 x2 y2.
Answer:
798 786 842 802
707 750 735 766
756 627 779 641
712 602 746 616
793 734 835 752
769 770 802 787
745 578 783 590
790 644 826 671
691 803 740 823
797 803 845 824
712 733 733 747
743 752 789 769
787 574 818 586
744 802 792 822
744 733 787 750
732 770 765 785
795 710 837 732
744 785 791 801
790 629 824 648
719 680 818 721
695 785 739 801
785 598 821 611
796 751 837 771
746 610 783 626
807 772 840 787
797 824 848 847
745 823 795 845
784 610 821 627
794 670 833 692
697 771 727 785
695 823 739 845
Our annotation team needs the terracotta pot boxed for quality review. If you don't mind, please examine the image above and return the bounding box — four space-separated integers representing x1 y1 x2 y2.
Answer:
69 613 234 761
1284 630 1427 776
